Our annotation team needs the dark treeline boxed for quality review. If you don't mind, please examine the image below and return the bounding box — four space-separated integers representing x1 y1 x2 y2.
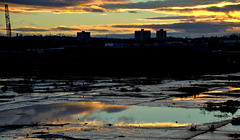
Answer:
0 36 240 77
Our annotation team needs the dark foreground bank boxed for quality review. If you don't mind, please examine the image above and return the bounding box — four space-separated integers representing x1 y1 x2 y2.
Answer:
1 46 239 77
1 36 240 77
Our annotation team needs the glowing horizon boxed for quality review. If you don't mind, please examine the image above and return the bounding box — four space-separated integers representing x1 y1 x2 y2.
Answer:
1 0 240 38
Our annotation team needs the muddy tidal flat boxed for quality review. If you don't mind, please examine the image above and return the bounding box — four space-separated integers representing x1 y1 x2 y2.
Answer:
1 73 240 139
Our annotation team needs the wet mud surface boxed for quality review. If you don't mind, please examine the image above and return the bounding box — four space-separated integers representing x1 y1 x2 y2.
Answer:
0 73 240 139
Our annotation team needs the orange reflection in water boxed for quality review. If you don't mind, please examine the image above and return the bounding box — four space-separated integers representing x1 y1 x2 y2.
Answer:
64 102 130 116
0 102 131 126
204 90 223 93
46 102 131 123
45 121 190 134
203 87 240 94
172 94 209 101
66 121 191 127
225 86 240 91
50 121 112 132
29 122 190 137
116 122 191 127
172 87 240 102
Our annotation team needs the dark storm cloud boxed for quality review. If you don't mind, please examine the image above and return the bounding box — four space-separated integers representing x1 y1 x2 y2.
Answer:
102 0 238 10
88 29 109 32
206 4 240 12
82 8 105 13
113 22 240 33
155 4 240 13
0 8 35 14
4 0 91 7
11 26 80 32
12 27 49 32
51 26 81 31
128 10 139 13
143 16 217 22
3 0 128 7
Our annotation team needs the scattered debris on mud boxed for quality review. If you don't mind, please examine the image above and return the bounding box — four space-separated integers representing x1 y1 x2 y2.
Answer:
0 72 240 139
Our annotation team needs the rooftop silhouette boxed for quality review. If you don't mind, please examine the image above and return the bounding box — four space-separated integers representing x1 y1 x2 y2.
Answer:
0 34 240 76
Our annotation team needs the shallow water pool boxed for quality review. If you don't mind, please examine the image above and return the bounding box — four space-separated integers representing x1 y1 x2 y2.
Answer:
0 102 239 127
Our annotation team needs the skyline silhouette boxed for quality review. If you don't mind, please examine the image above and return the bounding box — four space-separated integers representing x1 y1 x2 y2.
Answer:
1 1 240 139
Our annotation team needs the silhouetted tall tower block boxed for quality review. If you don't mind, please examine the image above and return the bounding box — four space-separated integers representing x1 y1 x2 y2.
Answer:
157 29 167 40
77 31 90 42
135 29 151 41
5 4 12 37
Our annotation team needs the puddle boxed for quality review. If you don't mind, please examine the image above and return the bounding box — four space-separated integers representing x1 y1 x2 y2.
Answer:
0 102 239 127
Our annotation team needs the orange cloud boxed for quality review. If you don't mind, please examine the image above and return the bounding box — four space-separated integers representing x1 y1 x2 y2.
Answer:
3 20 240 35
152 2 240 23
1 25 132 35
0 0 130 14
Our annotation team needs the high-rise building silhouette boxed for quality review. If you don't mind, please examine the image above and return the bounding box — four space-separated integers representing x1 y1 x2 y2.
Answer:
77 31 90 42
156 29 167 40
135 29 151 41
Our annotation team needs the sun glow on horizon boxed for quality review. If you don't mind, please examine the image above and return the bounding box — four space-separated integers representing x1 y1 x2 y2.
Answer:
1 0 240 37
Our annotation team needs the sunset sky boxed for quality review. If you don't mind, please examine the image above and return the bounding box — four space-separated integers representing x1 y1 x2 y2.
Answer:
1 0 240 38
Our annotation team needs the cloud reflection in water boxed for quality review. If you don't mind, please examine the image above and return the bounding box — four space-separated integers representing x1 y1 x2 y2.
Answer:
0 102 130 125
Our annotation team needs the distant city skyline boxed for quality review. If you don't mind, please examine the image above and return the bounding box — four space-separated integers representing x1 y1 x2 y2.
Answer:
1 0 240 38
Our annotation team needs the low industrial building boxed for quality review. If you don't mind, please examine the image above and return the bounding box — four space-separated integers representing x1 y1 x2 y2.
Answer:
221 40 240 46
105 43 124 48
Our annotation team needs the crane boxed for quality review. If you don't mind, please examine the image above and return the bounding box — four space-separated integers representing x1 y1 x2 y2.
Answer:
5 4 12 37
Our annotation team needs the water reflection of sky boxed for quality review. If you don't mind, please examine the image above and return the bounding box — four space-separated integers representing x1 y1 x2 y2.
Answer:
172 94 210 101
0 102 129 126
0 102 239 127
171 86 240 102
